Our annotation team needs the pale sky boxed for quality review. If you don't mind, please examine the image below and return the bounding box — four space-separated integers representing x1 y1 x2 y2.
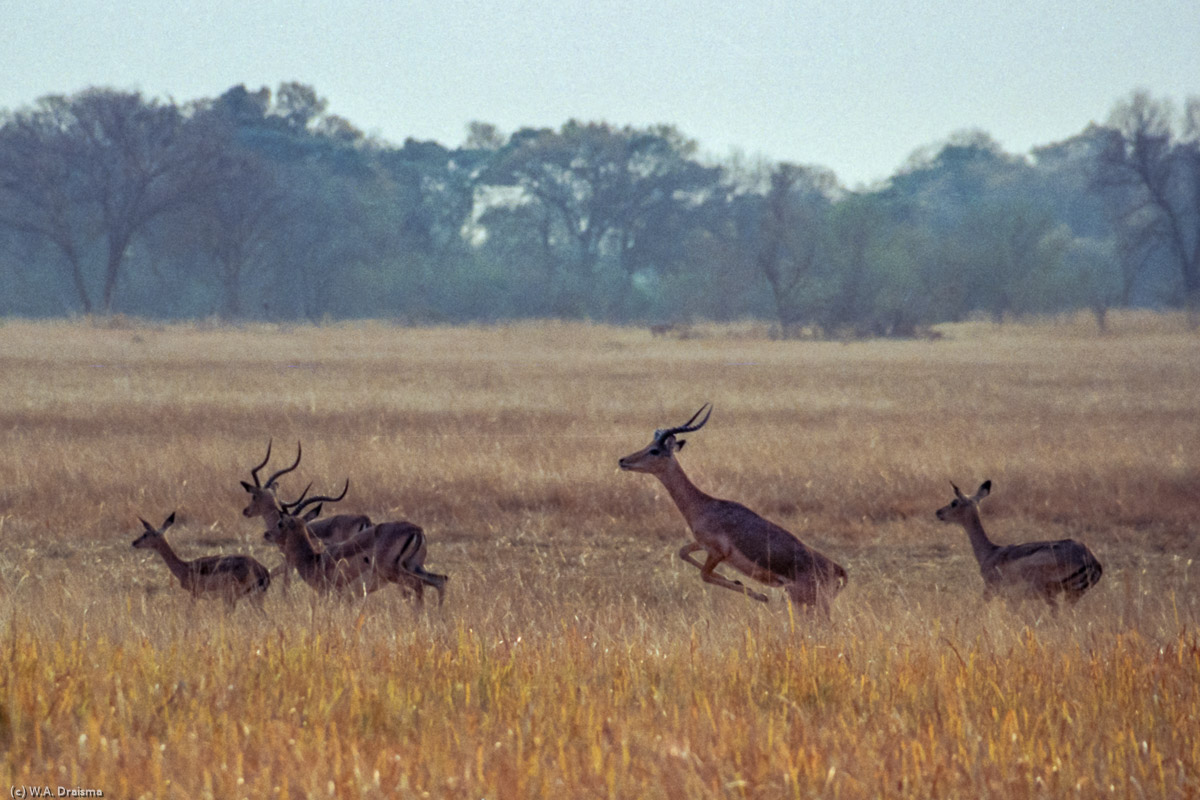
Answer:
3 0 1196 187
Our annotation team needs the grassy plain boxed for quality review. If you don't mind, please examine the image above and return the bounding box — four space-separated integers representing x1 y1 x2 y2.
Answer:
0 313 1197 799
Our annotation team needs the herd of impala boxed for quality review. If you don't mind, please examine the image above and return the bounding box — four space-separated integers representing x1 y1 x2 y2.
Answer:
132 405 1103 617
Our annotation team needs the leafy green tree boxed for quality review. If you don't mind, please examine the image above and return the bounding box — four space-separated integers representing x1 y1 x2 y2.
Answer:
966 202 1069 322
482 121 715 287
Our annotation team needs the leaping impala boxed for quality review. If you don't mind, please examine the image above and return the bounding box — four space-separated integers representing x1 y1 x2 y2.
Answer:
132 512 271 611
935 480 1102 610
619 404 847 615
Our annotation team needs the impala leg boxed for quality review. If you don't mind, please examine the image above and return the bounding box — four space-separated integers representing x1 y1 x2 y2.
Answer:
269 561 292 593
677 542 708 570
679 542 769 603
784 579 831 618
395 566 448 607
414 568 448 607
248 586 269 616
698 552 769 603
1044 590 1060 615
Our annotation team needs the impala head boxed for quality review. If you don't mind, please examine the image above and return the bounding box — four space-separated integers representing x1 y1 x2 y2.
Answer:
935 480 992 525
264 481 347 547
240 439 302 518
618 403 712 474
132 512 176 548
266 510 318 548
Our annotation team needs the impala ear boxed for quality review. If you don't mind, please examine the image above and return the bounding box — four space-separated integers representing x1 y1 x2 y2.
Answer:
240 481 255 492
975 480 992 500
162 512 176 529
676 438 686 450
951 482 966 500
302 503 323 522
139 517 155 533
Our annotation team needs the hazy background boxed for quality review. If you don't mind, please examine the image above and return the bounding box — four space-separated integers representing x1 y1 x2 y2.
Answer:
4 0 1196 186
1 1 1197 327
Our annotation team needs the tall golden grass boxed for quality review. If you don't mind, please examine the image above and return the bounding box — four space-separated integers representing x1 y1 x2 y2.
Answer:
0 313 1197 798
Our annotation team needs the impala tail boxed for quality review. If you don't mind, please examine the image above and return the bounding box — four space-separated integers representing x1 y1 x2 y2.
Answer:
1060 552 1102 599
253 564 272 594
833 562 849 590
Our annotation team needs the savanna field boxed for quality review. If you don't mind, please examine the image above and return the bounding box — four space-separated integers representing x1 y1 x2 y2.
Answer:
0 314 1197 799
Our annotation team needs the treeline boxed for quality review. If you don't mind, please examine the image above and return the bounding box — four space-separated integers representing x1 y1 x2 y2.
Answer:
0 83 1197 334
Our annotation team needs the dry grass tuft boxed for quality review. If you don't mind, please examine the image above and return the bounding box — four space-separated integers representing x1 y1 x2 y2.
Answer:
0 314 1197 798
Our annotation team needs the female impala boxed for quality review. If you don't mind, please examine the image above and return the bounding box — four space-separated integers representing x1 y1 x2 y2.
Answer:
619 404 847 615
132 512 270 610
935 480 1102 609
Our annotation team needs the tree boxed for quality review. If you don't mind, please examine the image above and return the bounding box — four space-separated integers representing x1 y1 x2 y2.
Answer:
1096 91 1200 319
79 90 233 313
0 95 97 311
961 202 1069 322
753 163 837 334
483 121 715 283
887 130 1026 231
201 153 287 320
0 88 229 314
463 121 506 151
272 82 328 132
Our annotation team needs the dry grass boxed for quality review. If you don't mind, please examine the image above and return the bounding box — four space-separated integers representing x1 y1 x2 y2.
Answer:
0 313 1197 798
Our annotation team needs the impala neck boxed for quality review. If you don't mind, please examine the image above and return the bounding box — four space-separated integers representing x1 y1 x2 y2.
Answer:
653 457 715 527
960 507 999 565
147 538 192 584
281 525 321 576
263 504 283 529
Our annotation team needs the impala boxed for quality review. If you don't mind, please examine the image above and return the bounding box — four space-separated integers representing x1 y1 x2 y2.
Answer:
363 519 448 606
132 512 270 610
240 440 372 587
240 439 372 544
270 485 448 605
263 484 378 595
935 480 1103 609
619 404 847 615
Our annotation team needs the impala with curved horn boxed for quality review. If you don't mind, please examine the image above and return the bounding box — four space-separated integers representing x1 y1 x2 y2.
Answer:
619 404 847 615
264 481 379 595
240 439 372 543
268 483 448 605
132 512 271 611
935 480 1102 610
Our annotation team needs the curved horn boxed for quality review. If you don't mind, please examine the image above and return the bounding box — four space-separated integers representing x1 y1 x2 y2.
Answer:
249 438 273 488
280 482 313 514
284 479 348 518
656 403 712 442
264 441 302 489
